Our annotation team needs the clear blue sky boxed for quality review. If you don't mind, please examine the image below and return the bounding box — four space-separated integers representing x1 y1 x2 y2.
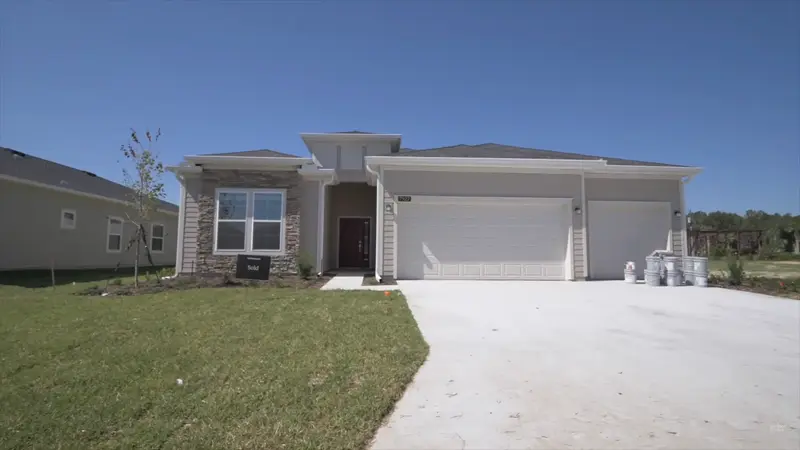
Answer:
2 0 798 213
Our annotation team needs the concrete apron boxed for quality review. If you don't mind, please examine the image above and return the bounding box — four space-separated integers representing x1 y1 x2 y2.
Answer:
370 280 800 450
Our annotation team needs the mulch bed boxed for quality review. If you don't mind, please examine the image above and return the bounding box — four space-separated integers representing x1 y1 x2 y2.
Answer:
710 277 800 300
362 275 397 286
76 274 332 296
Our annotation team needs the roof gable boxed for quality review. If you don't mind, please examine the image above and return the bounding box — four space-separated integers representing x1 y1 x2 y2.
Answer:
202 148 300 157
395 143 683 167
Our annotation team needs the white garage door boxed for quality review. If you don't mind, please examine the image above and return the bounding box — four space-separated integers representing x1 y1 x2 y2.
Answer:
396 197 571 280
588 201 672 280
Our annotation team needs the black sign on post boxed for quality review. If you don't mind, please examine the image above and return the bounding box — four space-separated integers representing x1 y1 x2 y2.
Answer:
235 254 271 281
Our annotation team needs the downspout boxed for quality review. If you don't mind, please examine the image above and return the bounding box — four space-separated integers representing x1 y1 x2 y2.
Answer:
365 163 382 282
316 178 334 276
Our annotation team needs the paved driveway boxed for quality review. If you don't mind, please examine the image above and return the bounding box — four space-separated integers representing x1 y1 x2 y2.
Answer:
371 281 800 450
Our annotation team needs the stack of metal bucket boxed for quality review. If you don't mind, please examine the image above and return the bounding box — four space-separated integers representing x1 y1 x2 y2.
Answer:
683 256 709 287
644 255 662 286
643 253 709 287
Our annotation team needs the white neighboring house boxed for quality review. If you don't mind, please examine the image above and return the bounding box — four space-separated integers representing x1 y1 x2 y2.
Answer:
168 131 702 280
0 147 179 271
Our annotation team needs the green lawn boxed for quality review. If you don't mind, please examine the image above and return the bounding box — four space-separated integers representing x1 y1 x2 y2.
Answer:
708 259 800 279
0 278 428 449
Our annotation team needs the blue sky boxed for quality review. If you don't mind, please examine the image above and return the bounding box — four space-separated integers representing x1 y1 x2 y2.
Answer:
2 0 798 213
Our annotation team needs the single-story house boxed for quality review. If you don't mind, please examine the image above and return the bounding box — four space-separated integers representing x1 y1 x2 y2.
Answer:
167 132 702 281
0 147 179 271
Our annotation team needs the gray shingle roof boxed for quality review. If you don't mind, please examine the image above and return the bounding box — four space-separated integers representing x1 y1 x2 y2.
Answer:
202 148 300 157
395 143 683 167
0 147 179 212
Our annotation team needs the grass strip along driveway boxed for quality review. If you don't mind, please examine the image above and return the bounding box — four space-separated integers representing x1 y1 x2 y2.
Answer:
0 282 428 449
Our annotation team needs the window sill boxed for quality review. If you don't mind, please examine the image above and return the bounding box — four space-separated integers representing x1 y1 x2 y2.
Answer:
213 250 286 257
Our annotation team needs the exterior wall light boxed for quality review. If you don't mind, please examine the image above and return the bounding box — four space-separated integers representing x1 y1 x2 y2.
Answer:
574 207 582 215
674 211 682 218
385 203 394 214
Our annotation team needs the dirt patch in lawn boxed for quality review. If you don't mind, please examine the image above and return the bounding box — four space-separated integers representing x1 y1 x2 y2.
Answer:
76 274 331 296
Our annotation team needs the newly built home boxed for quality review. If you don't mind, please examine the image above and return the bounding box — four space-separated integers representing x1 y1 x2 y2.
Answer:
0 147 179 271
168 132 702 280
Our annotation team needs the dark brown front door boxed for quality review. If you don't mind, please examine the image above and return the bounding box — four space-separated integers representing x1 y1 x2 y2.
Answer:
339 218 371 268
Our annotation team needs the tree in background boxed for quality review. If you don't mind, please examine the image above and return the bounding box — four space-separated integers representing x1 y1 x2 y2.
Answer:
119 128 166 288
687 209 800 256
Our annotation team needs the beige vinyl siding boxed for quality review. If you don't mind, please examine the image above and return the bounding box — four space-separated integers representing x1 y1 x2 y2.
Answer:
179 177 201 274
584 178 684 265
380 171 583 280
0 179 177 271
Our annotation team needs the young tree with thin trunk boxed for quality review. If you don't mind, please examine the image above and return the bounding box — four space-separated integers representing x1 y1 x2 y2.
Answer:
119 128 166 288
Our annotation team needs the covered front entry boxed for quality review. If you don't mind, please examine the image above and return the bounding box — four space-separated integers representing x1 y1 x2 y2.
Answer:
395 196 572 280
587 200 672 279
323 183 377 270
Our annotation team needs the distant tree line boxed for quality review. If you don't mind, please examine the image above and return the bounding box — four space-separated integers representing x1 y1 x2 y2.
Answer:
687 210 800 255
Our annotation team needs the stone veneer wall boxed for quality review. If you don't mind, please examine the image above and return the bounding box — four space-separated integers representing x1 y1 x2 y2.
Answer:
196 169 301 276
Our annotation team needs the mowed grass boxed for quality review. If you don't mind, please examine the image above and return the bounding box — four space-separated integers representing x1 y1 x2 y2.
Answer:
708 259 800 279
0 280 428 449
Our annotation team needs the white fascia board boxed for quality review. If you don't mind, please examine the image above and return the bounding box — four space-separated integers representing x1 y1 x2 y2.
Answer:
0 174 179 217
365 156 608 170
166 165 203 175
365 156 702 178
298 166 337 182
184 155 312 167
585 165 703 178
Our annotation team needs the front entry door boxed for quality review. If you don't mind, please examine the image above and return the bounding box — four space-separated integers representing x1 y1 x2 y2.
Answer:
339 218 371 268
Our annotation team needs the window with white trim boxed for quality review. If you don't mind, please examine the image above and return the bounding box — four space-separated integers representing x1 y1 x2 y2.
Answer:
61 209 76 229
107 217 123 253
215 189 285 254
150 223 165 253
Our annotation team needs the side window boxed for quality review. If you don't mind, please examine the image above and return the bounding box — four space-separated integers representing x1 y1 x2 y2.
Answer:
151 223 165 252
107 217 123 253
61 209 76 229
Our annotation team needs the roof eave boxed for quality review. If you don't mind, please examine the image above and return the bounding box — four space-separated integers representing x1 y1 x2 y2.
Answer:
184 155 312 167
0 174 179 216
365 156 608 170
300 133 402 144
365 156 702 177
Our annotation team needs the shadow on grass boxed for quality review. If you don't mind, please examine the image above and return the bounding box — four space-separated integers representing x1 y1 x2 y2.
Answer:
0 266 172 288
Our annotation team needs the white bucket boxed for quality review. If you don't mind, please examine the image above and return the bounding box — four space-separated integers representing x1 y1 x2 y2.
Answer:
624 270 637 284
645 256 661 272
665 273 682 287
694 258 708 276
694 275 708 287
644 270 661 287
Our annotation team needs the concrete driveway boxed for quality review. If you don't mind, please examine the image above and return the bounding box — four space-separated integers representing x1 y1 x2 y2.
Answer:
371 281 800 450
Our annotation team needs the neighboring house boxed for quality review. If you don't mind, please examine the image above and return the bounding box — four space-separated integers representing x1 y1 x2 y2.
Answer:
168 132 702 281
0 147 179 271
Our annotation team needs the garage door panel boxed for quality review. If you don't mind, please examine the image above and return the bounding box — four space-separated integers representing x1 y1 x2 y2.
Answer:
588 201 671 280
397 200 570 280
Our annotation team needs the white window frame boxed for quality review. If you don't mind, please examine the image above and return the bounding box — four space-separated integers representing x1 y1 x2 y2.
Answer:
150 223 165 253
60 208 77 230
213 188 286 256
106 216 124 253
